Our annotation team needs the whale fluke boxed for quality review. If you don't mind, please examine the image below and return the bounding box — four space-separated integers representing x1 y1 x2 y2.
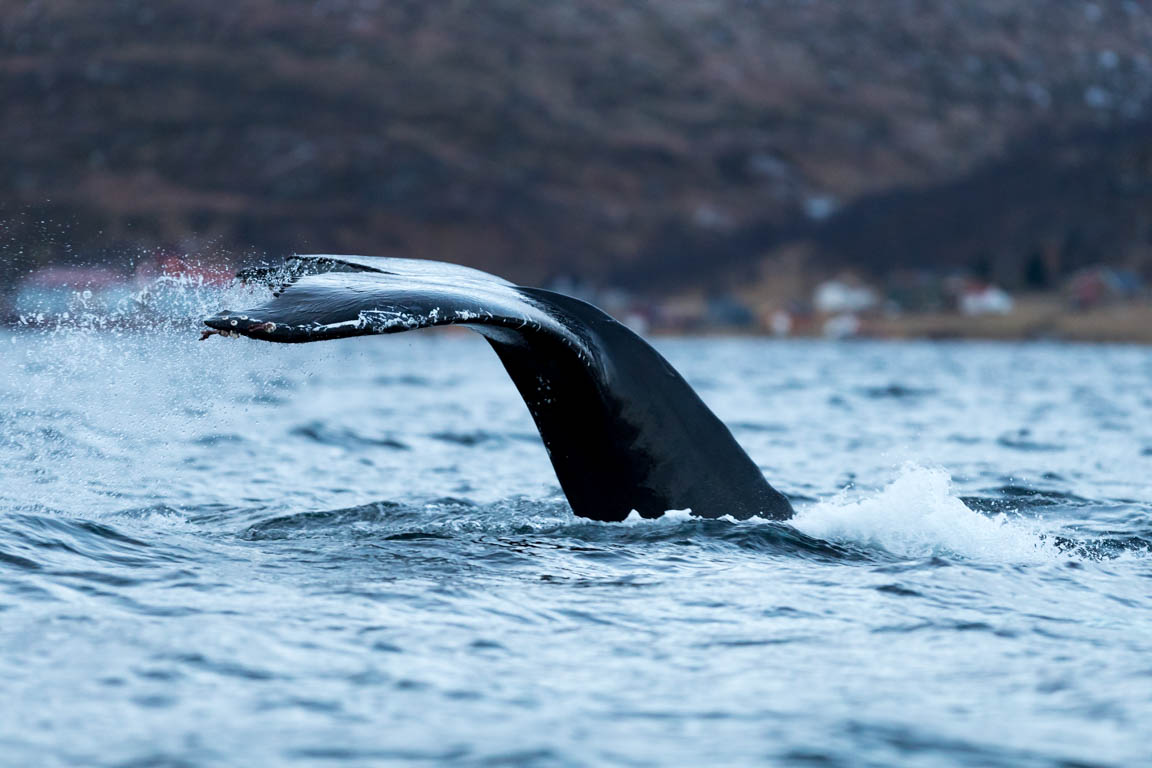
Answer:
205 255 793 523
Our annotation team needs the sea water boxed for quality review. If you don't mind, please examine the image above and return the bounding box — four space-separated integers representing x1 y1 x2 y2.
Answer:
1 286 1150 767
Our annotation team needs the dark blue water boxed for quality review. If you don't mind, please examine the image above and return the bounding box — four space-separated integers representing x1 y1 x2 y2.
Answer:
2 285 1151 767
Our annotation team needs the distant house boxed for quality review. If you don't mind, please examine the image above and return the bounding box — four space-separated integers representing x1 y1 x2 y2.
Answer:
1065 267 1145 309
959 284 1014 316
813 277 878 314
705 293 756 329
823 313 862 339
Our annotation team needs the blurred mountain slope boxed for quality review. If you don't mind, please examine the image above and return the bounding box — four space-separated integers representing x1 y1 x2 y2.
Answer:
2 0 1151 287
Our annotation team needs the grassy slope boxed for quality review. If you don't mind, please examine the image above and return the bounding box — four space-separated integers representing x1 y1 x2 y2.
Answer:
2 0 1151 287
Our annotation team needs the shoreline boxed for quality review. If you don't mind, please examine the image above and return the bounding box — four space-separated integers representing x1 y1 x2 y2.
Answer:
847 297 1152 345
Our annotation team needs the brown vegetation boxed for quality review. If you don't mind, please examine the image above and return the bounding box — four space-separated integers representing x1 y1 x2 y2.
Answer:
2 0 1152 292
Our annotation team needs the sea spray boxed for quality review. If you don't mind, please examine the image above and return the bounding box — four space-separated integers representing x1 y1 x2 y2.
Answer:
793 463 1059 561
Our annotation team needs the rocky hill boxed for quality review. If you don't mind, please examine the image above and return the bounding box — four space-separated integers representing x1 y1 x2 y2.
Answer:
3 0 1152 290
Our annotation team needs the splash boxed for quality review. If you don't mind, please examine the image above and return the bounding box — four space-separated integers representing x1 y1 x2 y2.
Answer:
9 261 260 335
618 508 697 525
792 464 1059 562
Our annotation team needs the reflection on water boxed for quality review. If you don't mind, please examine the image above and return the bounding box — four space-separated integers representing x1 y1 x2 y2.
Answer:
2 316 1151 766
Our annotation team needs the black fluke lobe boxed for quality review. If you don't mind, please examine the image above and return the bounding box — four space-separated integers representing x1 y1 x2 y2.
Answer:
204 254 793 523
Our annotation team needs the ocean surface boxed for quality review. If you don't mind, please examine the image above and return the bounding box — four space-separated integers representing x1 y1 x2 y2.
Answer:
2 282 1151 767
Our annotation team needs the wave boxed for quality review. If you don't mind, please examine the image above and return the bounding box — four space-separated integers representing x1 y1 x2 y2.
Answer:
963 485 1092 512
5 467 1143 574
236 480 1143 565
290 421 410 450
240 497 864 561
791 465 1063 562
0 509 185 574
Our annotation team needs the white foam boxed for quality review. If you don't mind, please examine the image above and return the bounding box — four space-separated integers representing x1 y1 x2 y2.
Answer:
617 507 697 525
793 464 1059 562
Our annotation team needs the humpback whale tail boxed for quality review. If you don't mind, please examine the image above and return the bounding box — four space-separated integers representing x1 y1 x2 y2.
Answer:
204 255 793 523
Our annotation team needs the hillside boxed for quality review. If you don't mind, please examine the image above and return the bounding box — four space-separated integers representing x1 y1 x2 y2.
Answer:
3 0 1152 290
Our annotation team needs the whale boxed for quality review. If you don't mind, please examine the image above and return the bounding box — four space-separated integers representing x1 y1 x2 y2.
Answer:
203 254 794 523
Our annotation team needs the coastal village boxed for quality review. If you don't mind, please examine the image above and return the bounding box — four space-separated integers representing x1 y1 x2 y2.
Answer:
5 2 1152 345
557 260 1152 343
7 252 1150 343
